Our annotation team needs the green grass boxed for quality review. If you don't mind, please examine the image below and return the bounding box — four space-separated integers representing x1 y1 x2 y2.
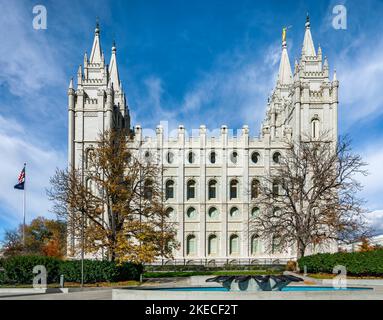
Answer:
143 270 281 278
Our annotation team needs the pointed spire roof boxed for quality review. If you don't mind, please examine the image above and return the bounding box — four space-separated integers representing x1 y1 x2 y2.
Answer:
109 40 120 89
69 78 74 89
90 20 102 63
333 69 337 81
278 28 293 85
302 13 316 57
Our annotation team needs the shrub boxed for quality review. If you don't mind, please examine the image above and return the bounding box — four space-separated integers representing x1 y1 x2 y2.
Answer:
0 255 143 285
286 260 297 272
298 249 383 276
59 260 143 283
2 255 61 284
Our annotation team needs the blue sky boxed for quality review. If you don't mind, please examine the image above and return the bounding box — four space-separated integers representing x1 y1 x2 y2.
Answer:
1 0 383 240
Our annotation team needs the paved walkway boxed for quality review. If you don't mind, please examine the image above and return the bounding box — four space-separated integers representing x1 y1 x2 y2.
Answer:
0 289 113 300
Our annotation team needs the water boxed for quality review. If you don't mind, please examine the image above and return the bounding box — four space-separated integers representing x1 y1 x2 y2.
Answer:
150 286 372 292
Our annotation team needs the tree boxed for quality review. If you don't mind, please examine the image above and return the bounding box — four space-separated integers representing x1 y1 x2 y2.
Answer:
249 134 370 259
1 217 66 258
358 237 374 252
47 129 178 263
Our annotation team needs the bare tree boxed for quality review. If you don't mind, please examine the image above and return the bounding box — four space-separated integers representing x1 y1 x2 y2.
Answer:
249 134 370 260
47 129 179 263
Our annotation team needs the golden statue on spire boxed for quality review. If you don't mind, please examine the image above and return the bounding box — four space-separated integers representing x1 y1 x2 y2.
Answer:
282 27 287 42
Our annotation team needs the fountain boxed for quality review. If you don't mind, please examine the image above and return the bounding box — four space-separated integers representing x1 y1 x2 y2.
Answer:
206 275 304 291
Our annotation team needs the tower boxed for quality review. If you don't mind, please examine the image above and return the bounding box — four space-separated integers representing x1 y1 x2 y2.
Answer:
262 15 339 143
67 22 130 172
291 14 339 142
67 22 130 257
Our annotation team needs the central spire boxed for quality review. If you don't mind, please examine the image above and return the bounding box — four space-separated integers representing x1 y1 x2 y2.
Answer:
302 13 316 57
90 19 102 63
278 27 293 86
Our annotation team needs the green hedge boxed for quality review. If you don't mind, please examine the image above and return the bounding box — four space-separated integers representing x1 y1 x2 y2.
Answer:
2 255 61 284
59 260 143 283
0 255 143 285
298 249 383 276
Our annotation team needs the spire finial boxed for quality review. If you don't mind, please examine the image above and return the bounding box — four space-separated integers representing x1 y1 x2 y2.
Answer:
112 40 116 53
95 17 100 34
306 12 310 28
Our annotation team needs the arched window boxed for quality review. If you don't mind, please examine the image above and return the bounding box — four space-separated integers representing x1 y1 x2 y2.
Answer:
210 151 216 164
165 180 175 200
186 207 197 219
251 152 260 164
188 151 195 164
187 180 196 200
166 151 174 164
208 207 219 219
272 152 281 164
230 207 240 218
251 235 261 255
271 235 280 254
230 179 239 199
186 235 196 256
311 117 320 139
86 177 93 193
272 180 281 197
251 179 260 199
251 207 260 217
208 180 217 199
208 234 218 255
230 151 238 164
143 179 153 200
86 148 94 169
229 234 239 255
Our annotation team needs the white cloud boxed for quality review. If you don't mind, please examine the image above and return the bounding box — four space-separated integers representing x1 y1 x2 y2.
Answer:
0 115 66 231
365 210 383 235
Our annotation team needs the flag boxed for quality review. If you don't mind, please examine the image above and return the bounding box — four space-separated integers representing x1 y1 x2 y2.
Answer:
14 165 26 190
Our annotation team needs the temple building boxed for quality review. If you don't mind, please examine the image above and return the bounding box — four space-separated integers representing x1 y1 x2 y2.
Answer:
67 16 339 264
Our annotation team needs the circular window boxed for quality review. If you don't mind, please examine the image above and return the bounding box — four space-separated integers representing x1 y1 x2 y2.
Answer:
210 151 216 164
251 152 260 164
188 151 195 164
144 151 151 159
166 207 175 220
230 207 240 218
208 207 219 219
272 152 281 164
186 207 197 219
230 151 238 164
166 151 174 164
251 207 260 217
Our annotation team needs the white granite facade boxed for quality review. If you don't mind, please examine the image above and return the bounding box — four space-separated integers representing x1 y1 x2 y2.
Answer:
67 17 339 263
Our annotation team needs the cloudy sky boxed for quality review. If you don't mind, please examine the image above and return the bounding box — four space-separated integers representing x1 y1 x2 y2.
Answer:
1 0 383 239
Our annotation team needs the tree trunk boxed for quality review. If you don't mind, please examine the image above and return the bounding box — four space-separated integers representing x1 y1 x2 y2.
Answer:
296 240 306 260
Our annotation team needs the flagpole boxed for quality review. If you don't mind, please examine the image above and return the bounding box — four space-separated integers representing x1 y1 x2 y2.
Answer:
22 163 26 246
